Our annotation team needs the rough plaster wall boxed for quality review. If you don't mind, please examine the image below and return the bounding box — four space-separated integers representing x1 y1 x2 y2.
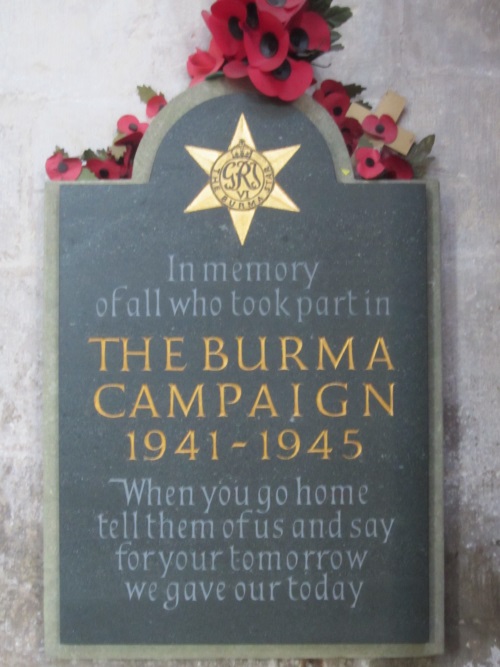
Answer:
0 1 498 666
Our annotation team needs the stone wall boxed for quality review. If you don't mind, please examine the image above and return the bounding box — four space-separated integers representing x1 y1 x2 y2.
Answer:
0 1 498 665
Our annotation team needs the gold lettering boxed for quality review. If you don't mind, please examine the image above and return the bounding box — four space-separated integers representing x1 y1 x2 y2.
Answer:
236 336 268 371
168 384 205 418
316 382 348 417
218 383 242 417
129 384 160 418
88 337 120 371
363 383 395 416
318 337 354 370
292 383 302 417
248 384 278 417
203 337 228 371
121 337 152 372
280 337 308 370
164 337 187 371
366 337 395 370
93 383 125 418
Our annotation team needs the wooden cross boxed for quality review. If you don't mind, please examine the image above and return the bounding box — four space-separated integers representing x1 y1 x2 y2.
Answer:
346 91 415 156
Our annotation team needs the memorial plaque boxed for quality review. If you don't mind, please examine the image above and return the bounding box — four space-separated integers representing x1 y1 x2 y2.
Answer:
44 81 443 659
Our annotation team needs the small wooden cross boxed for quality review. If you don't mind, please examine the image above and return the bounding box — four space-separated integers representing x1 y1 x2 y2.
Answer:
346 91 415 156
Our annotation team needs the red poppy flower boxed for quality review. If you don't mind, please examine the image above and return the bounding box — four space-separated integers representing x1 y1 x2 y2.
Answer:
117 115 149 137
117 146 134 179
288 11 331 54
339 117 363 155
45 152 82 181
354 147 384 179
381 151 414 180
362 114 398 144
248 57 313 101
255 0 306 24
223 57 249 78
146 94 167 118
313 79 351 123
203 1 247 58
318 91 350 123
187 39 225 85
114 131 144 151
314 79 347 99
241 0 259 29
86 158 124 180
243 11 289 72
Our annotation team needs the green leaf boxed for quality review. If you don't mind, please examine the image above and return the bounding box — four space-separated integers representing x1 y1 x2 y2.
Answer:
137 85 158 104
205 71 225 81
81 149 99 161
330 30 342 45
82 148 110 161
418 134 435 157
325 6 353 28
344 83 366 99
357 135 374 149
407 135 436 178
407 134 435 167
295 48 324 62
412 157 435 179
54 146 69 158
308 0 331 13
77 168 98 182
308 2 352 28
357 100 373 110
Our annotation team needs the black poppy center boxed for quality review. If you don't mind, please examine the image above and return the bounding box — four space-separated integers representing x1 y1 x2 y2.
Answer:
129 123 138 132
260 32 279 58
272 59 291 81
375 123 385 134
332 105 343 117
290 27 309 52
99 168 110 179
366 158 375 168
57 161 69 173
246 2 259 29
266 0 287 6
228 16 243 40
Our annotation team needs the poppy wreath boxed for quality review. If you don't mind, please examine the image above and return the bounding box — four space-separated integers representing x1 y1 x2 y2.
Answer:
46 2 435 182
193 0 340 101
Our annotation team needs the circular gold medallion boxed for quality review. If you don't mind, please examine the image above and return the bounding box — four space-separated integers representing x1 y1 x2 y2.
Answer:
211 140 275 211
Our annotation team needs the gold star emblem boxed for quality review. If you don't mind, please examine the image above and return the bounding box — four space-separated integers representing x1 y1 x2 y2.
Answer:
184 114 300 245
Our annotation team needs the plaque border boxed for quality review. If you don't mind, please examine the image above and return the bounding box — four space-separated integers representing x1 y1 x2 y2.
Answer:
44 80 444 659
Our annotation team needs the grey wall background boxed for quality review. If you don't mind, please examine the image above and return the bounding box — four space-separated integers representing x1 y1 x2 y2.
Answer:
0 1 498 665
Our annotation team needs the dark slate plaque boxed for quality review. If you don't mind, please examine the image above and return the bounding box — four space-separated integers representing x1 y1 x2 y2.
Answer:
44 81 443 659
